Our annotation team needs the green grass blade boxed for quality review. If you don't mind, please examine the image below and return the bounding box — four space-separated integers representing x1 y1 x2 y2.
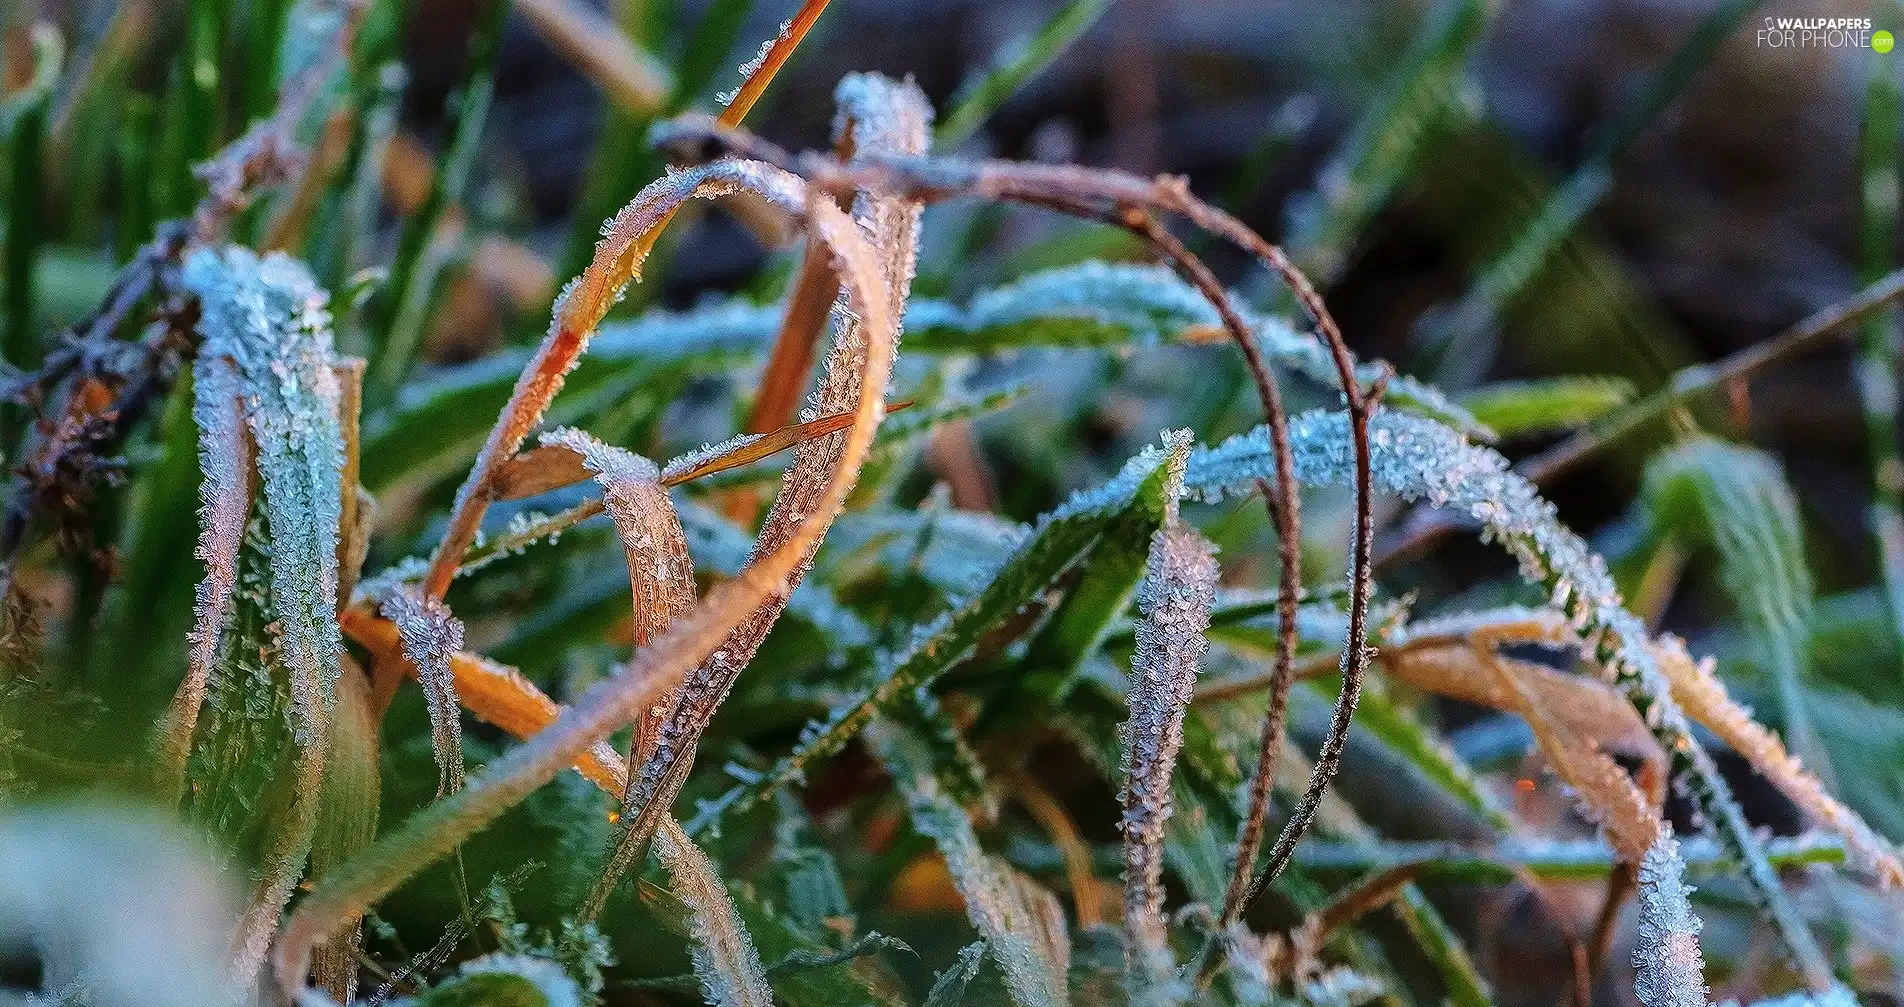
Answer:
366 0 509 401
1283 0 1495 282
1293 833 1849 884
656 815 775 1007
1456 376 1634 438
167 0 227 216
1389 887 1494 1007
1315 675 1511 832
868 718 1070 1007
1859 0 1904 678
1424 0 1759 383
934 0 1113 150
688 440 1179 831
1643 438 1835 786
552 0 667 309
3 25 59 376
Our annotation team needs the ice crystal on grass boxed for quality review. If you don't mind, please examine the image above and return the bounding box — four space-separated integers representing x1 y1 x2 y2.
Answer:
1187 409 1741 992
615 74 930 872
903 262 1481 435
823 507 1030 598
380 586 467 796
661 432 764 484
655 815 773 1007
185 246 345 748
158 352 253 793
716 20 789 107
924 943 988 1007
182 246 346 984
677 501 872 649
541 428 697 648
1119 434 1215 1002
1634 836 1707 1007
1655 637 1904 888
689 435 1177 833
589 298 783 360
871 720 1071 1007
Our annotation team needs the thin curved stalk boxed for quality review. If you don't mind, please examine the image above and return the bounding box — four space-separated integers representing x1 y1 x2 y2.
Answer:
1112 214 1302 927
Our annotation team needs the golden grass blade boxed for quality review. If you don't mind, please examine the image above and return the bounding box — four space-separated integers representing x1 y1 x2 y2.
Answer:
486 404 906 504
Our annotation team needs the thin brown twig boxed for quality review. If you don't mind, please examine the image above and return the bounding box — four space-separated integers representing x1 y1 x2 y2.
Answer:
1314 862 1428 937
1107 209 1305 927
1192 650 1346 705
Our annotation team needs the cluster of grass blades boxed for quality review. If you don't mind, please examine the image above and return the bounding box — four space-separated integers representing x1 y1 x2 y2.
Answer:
5 2 1904 1007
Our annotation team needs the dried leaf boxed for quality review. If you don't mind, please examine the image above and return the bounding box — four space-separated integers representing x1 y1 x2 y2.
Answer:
487 406 876 503
1187 408 1825 987
538 428 699 910
538 429 696 649
424 157 808 599
1656 636 1904 888
277 162 898 997
1490 649 1664 863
